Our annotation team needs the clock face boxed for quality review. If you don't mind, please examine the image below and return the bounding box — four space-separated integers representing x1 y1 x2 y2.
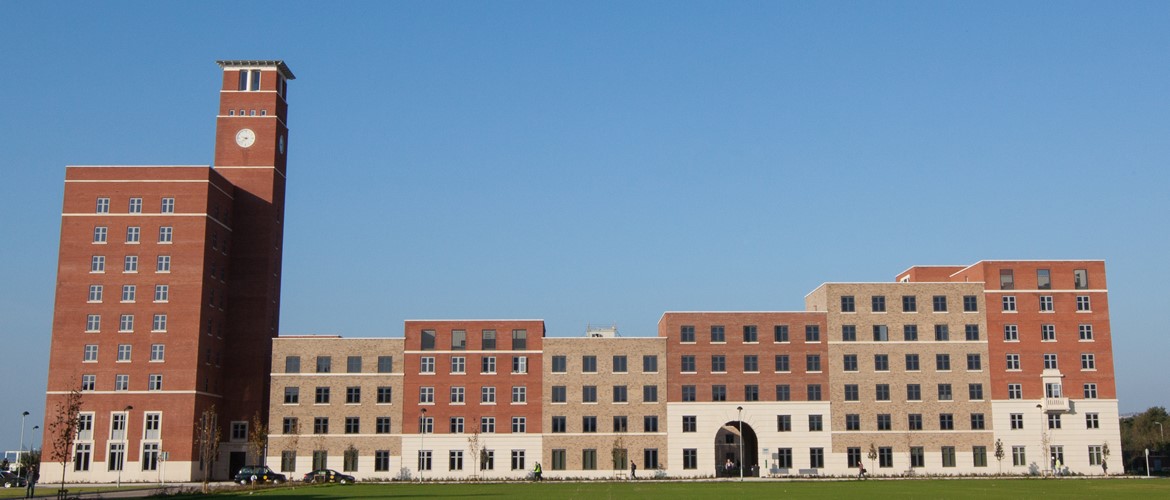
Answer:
278 135 286 154
235 128 256 148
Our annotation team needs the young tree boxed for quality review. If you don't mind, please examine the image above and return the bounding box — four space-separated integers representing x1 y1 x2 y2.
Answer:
612 435 627 478
248 411 269 466
48 387 82 494
994 439 1005 475
196 405 221 492
467 427 481 480
1102 442 1111 475
867 443 878 473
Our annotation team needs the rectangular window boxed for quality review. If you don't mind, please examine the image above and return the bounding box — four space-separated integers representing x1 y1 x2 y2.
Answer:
551 416 566 433
125 226 141 243
284 387 299 404
1040 295 1054 312
845 414 860 430
710 325 725 342
844 384 859 401
744 384 759 401
933 295 947 312
743 325 758 342
903 324 918 341
551 386 567 403
1048 414 1062 429
681 355 696 372
711 385 726 401
971 413 986 430
316 356 331 373
643 385 658 403
842 325 856 342
941 447 956 467
807 384 822 401
1081 353 1096 370
1088 445 1103 466
774 324 789 342
907 384 921 401
512 417 527 433
480 386 495 404
551 355 566 373
1003 296 1017 311
1079 324 1094 341
1044 353 1058 370
902 295 917 312
681 325 695 342
88 285 103 302
1086 413 1100 429
1010 413 1024 429
936 354 951 371
510 450 526 471
160 197 174 214
612 355 627 373
482 356 497 373
806 354 821 372
1037 269 1051 289
682 385 696 402
612 416 627 433
643 355 658 372
582 386 597 403
777 415 792 432
157 226 172 243
551 449 566 470
1084 383 1098 398
810 448 825 468
481 329 496 350
843 355 858 372
151 314 166 332
872 295 886 312
682 415 697 432
119 314 134 332
344 417 360 434
805 325 820 342
420 356 435 374
511 329 527 350
874 354 889 371
127 197 142 213
744 355 759 372
876 384 890 401
967 354 982 371
963 295 978 312
1011 446 1026 466
121 284 136 302
1077 296 1091 311
1000 269 1015 289
873 325 889 341
91 256 106 273
775 384 790 401
513 385 528 403
841 295 855 312
809 414 823 431
582 416 596 433
449 386 463 403
346 386 361 404
155 255 170 272
153 284 168 302
934 325 949 341
147 374 162 391
150 344 164 361
938 384 953 401
1042 324 1056 341
1008 383 1022 399
910 447 925 468
969 383 984 400
420 386 435 404
83 344 98 362
965 324 980 341
315 387 330 404
582 355 596 373
908 414 923 430
775 354 790 372
481 417 496 433
451 356 466 374
1074 269 1089 289
1004 324 1019 341
879 446 894 467
96 198 110 213
123 256 138 273
973 446 988 467
1007 354 1021 370
644 415 659 432
683 449 698 470
372 386 390 404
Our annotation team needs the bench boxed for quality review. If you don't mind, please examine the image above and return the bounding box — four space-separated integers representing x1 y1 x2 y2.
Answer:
797 468 819 476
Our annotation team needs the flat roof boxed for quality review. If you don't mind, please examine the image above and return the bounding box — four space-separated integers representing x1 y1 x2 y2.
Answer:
216 60 295 79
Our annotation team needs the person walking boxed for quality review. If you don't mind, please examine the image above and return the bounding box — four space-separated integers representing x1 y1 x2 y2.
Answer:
857 462 867 480
533 462 542 481
630 461 637 479
24 465 37 499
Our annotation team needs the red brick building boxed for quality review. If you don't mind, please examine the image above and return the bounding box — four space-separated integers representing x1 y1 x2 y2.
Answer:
42 60 294 482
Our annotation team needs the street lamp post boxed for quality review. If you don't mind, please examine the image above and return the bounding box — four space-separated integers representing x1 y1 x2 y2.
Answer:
19 411 29 463
419 408 427 482
117 406 133 488
1156 422 1164 442
736 406 743 481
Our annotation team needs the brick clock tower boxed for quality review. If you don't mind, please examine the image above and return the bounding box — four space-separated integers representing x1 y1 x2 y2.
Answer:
41 60 293 483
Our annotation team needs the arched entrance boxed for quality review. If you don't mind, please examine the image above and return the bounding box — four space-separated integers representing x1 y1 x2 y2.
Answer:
714 421 759 477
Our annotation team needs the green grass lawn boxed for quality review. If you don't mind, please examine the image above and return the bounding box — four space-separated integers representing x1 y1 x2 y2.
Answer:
155 478 1170 500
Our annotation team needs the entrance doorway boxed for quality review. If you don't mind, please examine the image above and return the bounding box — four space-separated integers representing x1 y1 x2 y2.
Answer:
714 421 758 477
228 451 247 479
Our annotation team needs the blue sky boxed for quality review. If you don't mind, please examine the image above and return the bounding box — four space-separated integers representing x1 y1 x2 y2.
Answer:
2 1 1167 450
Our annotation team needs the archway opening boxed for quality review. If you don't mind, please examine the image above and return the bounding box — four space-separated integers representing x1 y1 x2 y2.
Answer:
714 421 759 477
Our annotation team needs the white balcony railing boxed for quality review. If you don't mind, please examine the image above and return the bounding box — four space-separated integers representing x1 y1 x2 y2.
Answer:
1044 397 1071 412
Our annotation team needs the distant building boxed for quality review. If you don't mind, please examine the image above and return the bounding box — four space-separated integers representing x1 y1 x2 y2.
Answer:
266 262 1119 478
42 60 293 482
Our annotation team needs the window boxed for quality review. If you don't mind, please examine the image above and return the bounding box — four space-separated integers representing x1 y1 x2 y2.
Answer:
512 417 527 433
841 296 855 312
1042 324 1056 341
1089 445 1104 466
1009 446 1026 466
121 284 137 302
149 343 164 362
682 415 697 432
873 325 889 341
906 384 921 401
346 387 361 404
679 355 696 372
96 197 110 213
481 417 496 433
777 415 792 432
449 386 463 404
807 384 822 401
776 448 793 468
809 448 824 468
908 414 922 430
419 416 434 433
551 449 567 470
775 384 790 401
1046 382 1063 398
74 443 92 471
843 355 858 372
683 449 698 470
743 325 758 342
971 413 986 430
449 356 466 374
876 384 891 401
1077 295 1091 311
612 355 627 373
582 386 597 403
370 417 389 434
806 354 821 372
902 295 917 312
93 226 109 243
1004 324 1019 341
117 344 131 362
158 226 172 243
1074 269 1089 289
118 314 134 332
682 385 696 402
481 329 496 349
1008 383 1023 399
551 355 566 372
644 415 659 432
967 354 982 371
1009 413 1026 430
874 354 889 371
511 329 527 350
156 197 174 214
86 314 101 332
1086 413 1100 429
155 255 170 272
1079 324 1094 341
903 324 919 341
1002 295 1017 312
1044 353 1058 370
87 285 103 302
909 447 925 468
905 353 920 371
972 446 988 467
582 355 596 373
1037 269 1051 289
805 325 820 342
680 325 695 342
938 384 953 401
612 416 627 433
872 295 886 312
481 356 497 374
551 386 567 403
643 385 658 403
963 295 978 312
744 384 759 401
343 417 359 434
1006 353 1021 370
152 284 169 302
315 387 331 404
808 414 823 431
150 314 166 332
416 450 432 471
417 356 435 374
582 416 597 433
939 414 954 430
710 325 725 342
1081 353 1096 370
550 416 567 433
965 324 980 341
644 448 660 469
774 324 789 342
284 387 299 404
744 355 759 372
774 354 790 372
111 374 128 391
847 447 861 467
513 386 528 403
643 355 658 372
420 386 435 404
420 330 436 350
841 325 856 342
1048 413 1062 429
1040 295 1054 312
932 295 947 312
316 356 331 373
936 354 951 371
934 325 949 341
91 255 106 273
510 450 526 471
711 385 727 401
969 383 984 400
1000 269 1015 289
844 384 859 402
83 344 98 362
1084 383 1098 399
480 386 496 404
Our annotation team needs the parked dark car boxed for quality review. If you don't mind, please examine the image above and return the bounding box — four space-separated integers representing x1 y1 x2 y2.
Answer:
1 471 27 488
302 468 355 484
233 465 286 485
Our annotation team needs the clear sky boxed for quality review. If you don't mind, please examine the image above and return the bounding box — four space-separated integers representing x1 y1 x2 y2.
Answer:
2 1 1168 451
